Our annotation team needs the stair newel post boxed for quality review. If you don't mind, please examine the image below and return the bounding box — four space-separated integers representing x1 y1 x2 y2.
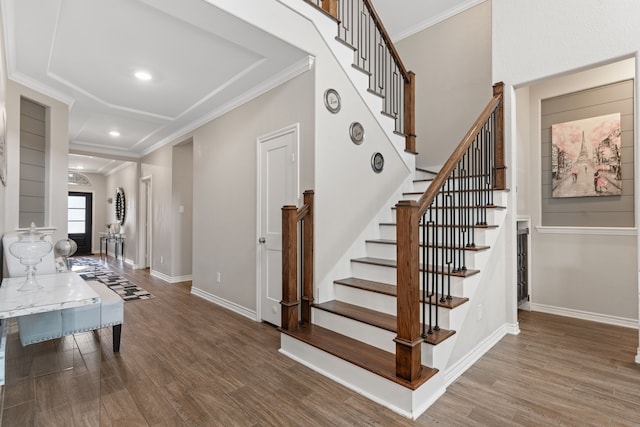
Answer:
281 205 300 331
493 82 506 190
301 190 315 325
404 71 417 154
394 200 422 382
321 0 338 20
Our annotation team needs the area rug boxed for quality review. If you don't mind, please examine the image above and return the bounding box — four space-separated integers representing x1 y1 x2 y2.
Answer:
69 257 154 302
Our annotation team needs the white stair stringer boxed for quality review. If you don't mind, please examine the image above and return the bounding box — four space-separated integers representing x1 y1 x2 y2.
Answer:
277 0 415 171
280 334 446 420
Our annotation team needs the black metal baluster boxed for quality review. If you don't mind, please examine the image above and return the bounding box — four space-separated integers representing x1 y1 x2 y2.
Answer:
299 218 304 325
421 214 427 338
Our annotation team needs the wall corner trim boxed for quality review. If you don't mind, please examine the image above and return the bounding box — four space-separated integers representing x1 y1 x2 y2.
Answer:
535 226 637 236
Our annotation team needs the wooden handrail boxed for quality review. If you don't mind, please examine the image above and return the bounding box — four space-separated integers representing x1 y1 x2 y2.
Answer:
416 82 504 217
281 190 315 331
394 82 505 383
361 0 410 83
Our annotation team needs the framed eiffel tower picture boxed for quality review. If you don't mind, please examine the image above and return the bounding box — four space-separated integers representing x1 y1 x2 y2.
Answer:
551 113 622 198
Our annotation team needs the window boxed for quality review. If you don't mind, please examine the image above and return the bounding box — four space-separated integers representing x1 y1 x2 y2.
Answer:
68 195 86 234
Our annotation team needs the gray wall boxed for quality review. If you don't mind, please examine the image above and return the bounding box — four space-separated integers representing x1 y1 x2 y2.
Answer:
191 70 314 311
395 1 492 168
105 162 137 263
141 144 172 275
171 141 193 278
518 60 638 324
541 80 634 227
19 98 45 227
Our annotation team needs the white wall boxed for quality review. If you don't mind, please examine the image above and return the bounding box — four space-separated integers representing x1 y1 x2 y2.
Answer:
493 1 640 332
396 1 492 167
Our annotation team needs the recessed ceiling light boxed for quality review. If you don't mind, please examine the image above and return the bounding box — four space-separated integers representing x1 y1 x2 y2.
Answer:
109 131 120 137
134 71 152 81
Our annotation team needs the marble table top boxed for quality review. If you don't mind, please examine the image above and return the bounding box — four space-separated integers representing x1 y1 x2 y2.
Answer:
0 272 100 319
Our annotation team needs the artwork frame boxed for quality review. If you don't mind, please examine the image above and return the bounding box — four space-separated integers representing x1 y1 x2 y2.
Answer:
551 113 621 198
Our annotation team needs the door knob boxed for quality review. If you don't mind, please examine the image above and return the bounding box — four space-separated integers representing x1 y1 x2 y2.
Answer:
258 237 266 244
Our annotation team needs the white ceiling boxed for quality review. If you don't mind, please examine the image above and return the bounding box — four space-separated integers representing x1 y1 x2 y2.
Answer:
3 0 481 174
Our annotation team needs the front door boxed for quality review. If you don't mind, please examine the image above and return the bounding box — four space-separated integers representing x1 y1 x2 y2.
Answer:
258 124 298 326
68 192 93 255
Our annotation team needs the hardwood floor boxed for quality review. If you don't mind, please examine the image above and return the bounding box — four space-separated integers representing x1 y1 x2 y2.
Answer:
1 256 639 426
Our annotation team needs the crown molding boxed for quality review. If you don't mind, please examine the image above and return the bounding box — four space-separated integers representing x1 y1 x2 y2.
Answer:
140 55 315 157
392 0 487 42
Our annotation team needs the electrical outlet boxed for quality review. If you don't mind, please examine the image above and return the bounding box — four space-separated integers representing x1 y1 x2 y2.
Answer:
216 272 221 283
477 304 483 321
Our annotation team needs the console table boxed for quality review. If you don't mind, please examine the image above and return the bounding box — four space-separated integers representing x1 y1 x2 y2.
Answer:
0 272 101 385
100 233 125 260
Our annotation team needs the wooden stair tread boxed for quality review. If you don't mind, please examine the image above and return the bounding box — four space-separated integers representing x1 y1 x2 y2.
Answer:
280 324 438 390
352 257 479 278
380 222 498 229
313 300 456 345
334 277 469 309
395 201 506 210
365 238 490 252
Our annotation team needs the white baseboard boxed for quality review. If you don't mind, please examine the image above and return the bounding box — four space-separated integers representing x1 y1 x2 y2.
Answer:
150 270 193 284
530 303 639 329
443 323 513 387
191 287 257 321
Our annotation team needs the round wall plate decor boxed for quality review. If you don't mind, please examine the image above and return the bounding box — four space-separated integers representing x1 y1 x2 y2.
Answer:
324 88 341 113
349 121 365 145
371 152 384 173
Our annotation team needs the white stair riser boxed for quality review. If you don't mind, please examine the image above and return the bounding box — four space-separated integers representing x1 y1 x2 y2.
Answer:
402 188 508 206
350 261 469 293
333 284 461 330
365 241 483 270
414 170 437 180
379 224 497 246
411 180 432 193
312 307 456 362
389 209 501 229
313 308 396 353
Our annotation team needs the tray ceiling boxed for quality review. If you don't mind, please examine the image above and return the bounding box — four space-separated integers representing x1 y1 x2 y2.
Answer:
2 0 311 158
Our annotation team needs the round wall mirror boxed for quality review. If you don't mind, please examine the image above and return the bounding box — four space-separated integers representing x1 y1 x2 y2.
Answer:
115 187 126 225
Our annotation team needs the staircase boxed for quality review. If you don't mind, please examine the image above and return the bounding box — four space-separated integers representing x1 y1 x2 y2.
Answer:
279 0 508 419
281 163 507 417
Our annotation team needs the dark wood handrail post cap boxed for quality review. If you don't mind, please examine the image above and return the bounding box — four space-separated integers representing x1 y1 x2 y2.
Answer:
393 336 424 348
493 82 505 95
303 190 315 195
280 300 300 308
395 199 419 209
282 205 298 211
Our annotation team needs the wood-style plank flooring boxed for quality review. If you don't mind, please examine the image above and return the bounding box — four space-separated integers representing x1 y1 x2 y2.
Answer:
1 255 639 426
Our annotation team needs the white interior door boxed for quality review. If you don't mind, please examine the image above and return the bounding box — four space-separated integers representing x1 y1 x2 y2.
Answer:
258 124 298 326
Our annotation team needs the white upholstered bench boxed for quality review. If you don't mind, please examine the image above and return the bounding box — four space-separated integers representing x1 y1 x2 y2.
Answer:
2 233 123 352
